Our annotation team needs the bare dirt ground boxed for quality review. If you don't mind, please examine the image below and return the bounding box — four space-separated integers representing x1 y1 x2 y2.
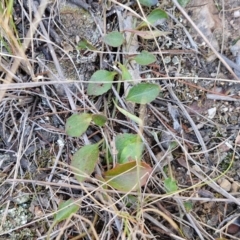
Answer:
1 0 240 239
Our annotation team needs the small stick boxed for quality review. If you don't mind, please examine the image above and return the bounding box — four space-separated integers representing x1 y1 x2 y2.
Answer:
172 0 240 80
164 81 212 166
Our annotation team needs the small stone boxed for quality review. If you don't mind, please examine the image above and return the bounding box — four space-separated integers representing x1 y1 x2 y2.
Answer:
231 181 239 192
222 107 228 112
172 56 180 65
211 73 217 77
208 107 217 119
164 56 171 64
217 178 222 184
14 194 30 205
219 178 231 192
234 10 240 18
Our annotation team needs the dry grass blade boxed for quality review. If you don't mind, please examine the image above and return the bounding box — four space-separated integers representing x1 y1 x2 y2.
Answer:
1 0 240 239
164 81 212 166
172 0 239 80
0 0 48 100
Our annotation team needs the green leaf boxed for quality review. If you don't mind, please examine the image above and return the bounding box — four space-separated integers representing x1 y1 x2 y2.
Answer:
115 133 143 164
137 8 168 29
104 161 152 192
120 143 144 163
123 195 138 207
92 114 107 127
103 31 124 47
133 51 156 65
87 70 117 96
169 141 179 150
126 83 160 104
177 0 190 7
76 38 97 50
164 178 178 193
114 102 143 125
116 134 139 153
118 63 132 81
66 113 92 137
71 143 99 183
54 199 79 224
184 201 193 212
139 0 158 7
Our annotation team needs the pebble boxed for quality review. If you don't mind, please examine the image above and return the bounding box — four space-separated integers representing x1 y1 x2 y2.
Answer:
207 107 216 119
231 181 239 192
219 178 231 192
234 10 240 18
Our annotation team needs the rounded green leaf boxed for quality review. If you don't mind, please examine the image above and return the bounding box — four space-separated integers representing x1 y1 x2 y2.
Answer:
66 113 92 137
164 178 178 193
139 0 158 7
147 9 168 24
87 70 117 96
120 142 144 163
116 134 139 153
71 143 99 183
115 133 143 164
54 199 79 224
126 83 160 104
103 31 124 47
178 0 190 7
92 114 107 127
138 8 168 29
104 161 152 192
133 51 156 65
77 38 97 50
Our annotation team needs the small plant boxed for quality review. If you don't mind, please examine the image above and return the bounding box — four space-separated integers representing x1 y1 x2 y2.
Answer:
65 110 152 191
47 199 79 240
65 6 168 192
177 0 191 8
139 0 158 7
